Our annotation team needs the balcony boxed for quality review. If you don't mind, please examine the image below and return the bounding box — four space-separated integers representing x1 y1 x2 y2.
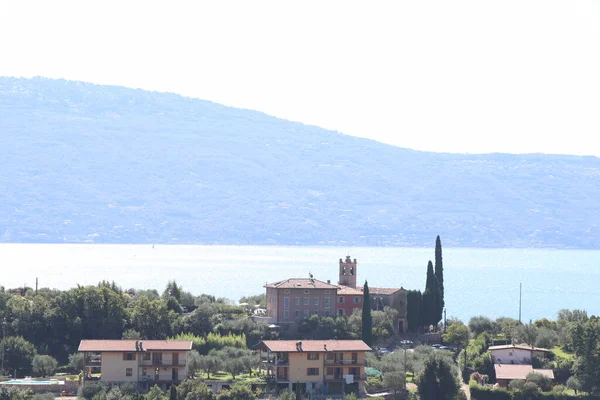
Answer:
325 374 367 382
84 359 102 366
139 376 182 384
263 358 289 366
140 359 187 367
324 359 366 366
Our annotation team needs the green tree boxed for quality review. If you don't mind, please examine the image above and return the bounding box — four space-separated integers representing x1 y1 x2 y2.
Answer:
0 336 37 376
362 281 372 346
424 261 442 328
169 385 177 400
406 290 422 333
468 316 497 337
68 352 84 373
566 376 582 394
570 317 600 394
32 354 57 377
295 380 301 400
0 387 34 400
177 379 215 400
416 352 461 400
434 235 444 313
188 350 201 378
146 385 167 400
442 321 469 348
383 371 406 398
130 296 174 339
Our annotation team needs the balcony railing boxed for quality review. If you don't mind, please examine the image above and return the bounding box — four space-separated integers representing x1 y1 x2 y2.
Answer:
264 359 289 366
139 376 182 383
324 359 365 366
85 359 102 366
325 374 367 381
140 360 187 367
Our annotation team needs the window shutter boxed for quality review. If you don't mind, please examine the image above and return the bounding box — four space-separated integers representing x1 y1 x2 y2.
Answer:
132 353 136 360
123 353 126 361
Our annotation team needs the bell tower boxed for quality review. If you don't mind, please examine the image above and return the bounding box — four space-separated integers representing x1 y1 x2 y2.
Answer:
338 255 357 288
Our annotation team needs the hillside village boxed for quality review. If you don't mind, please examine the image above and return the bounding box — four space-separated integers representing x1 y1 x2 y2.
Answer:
1 238 598 400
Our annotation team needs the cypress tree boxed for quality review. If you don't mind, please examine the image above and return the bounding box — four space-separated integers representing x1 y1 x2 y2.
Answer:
425 260 442 328
362 280 373 346
406 290 422 333
434 235 444 310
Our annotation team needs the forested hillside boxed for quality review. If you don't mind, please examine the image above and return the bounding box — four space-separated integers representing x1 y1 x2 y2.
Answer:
1 77 600 248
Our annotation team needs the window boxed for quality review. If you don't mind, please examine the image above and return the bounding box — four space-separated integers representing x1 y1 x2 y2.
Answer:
307 368 319 376
304 310 309 317
353 296 361 304
142 368 147 376
123 352 136 361
125 368 132 377
143 353 151 361
324 310 330 317
338 296 345 303
304 297 310 305
295 310 300 318
284 297 290 309
284 310 289 319
325 290 330 294
304 290 310 294
324 297 331 309
313 297 319 306
295 297 300 306
338 309 345 316
284 289 290 294
308 352 320 360
312 310 319 316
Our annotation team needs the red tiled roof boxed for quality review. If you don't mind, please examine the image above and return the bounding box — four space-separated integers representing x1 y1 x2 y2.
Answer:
337 285 363 295
78 340 192 352
265 278 339 290
365 287 406 295
255 340 371 352
494 364 554 380
489 344 550 352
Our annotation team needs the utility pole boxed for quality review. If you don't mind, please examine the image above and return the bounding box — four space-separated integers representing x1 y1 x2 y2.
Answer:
518 283 522 323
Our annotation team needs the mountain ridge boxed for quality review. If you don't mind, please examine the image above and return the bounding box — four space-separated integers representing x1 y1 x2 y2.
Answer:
1 76 599 248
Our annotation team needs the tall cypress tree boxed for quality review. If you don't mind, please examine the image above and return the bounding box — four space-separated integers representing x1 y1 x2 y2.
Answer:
406 290 422 333
362 280 373 346
434 235 444 311
425 260 442 328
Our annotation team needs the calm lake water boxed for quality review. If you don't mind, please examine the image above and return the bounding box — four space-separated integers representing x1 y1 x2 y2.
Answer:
1 244 598 322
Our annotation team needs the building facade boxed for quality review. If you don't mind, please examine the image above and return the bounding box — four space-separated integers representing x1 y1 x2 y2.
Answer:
368 287 408 333
265 278 339 323
256 340 371 395
489 344 550 365
78 340 192 392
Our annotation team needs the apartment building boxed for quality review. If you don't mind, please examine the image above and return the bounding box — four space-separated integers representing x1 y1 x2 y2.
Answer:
78 339 192 392
265 278 338 323
255 339 371 396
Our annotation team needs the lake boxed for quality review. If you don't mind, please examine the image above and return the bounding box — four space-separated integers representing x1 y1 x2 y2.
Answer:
0 244 598 322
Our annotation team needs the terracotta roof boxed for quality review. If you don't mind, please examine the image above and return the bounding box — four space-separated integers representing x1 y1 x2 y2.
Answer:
365 287 406 295
494 364 554 380
255 340 372 352
265 278 339 290
78 340 193 352
489 344 550 352
337 285 363 295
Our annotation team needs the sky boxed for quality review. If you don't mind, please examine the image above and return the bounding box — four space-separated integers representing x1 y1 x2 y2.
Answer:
1 1 599 156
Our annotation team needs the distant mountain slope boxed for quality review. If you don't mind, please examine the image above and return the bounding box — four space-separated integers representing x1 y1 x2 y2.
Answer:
1 77 599 248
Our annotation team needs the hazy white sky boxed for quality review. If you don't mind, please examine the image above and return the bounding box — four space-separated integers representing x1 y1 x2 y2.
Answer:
1 1 599 155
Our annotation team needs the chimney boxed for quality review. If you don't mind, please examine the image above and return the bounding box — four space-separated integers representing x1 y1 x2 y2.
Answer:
327 280 330 284
139 341 143 351
135 341 139 351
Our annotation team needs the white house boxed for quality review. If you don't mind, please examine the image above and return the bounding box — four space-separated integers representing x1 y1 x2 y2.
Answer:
489 344 550 365
78 339 193 392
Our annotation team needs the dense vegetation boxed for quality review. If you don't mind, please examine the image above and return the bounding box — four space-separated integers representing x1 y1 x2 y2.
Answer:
2 77 600 248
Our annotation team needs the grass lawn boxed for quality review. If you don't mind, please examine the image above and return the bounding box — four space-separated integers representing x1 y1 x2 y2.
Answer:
550 346 574 361
197 371 263 383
